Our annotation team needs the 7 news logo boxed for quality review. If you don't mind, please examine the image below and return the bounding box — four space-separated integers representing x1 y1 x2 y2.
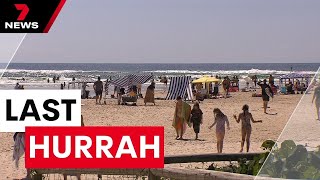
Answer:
0 0 66 33
4 4 39 30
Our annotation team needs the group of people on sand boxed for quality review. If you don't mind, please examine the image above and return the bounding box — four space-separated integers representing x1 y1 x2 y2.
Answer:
93 77 156 106
173 96 262 153
222 77 231 98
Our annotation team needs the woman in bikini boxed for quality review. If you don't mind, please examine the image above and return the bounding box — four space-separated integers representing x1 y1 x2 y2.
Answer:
233 104 262 152
209 108 230 153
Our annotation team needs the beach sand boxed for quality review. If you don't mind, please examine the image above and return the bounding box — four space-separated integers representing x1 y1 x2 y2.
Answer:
0 90 302 179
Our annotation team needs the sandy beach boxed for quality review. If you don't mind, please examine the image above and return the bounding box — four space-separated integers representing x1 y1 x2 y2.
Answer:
0 88 303 179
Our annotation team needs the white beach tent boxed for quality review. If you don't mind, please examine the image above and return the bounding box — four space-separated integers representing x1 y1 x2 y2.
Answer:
165 76 193 101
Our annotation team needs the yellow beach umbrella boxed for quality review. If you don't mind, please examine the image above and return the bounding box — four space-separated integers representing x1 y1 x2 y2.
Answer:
192 76 220 84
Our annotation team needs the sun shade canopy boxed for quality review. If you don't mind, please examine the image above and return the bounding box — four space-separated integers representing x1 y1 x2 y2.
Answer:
109 74 153 87
192 76 220 84
279 73 311 79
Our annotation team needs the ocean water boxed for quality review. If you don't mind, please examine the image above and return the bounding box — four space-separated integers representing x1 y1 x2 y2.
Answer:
2 63 319 79
0 63 318 94
0 63 319 88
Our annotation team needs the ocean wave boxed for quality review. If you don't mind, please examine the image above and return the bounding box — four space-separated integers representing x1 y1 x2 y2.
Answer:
1 68 316 76
143 68 316 75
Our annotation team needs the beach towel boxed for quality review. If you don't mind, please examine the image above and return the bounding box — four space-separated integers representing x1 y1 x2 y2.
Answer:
12 133 25 168
182 102 192 127
144 88 155 104
172 102 191 135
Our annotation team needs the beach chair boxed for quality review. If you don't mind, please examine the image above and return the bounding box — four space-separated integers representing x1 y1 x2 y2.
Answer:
121 95 138 105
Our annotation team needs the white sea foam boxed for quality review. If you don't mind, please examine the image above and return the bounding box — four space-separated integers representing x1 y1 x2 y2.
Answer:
144 68 316 76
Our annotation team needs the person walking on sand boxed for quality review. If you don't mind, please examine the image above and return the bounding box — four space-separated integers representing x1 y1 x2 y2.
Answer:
222 77 229 98
258 79 273 114
269 75 274 86
144 82 155 105
93 77 103 104
233 104 262 152
252 75 257 88
209 108 230 153
312 85 320 120
213 81 219 98
190 102 203 140
173 96 191 140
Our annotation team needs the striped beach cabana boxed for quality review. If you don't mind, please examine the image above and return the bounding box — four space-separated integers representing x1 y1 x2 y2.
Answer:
280 72 311 86
165 76 193 101
279 73 311 80
109 74 153 88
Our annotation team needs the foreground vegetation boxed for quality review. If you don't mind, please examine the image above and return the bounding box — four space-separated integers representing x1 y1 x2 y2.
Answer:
208 140 320 179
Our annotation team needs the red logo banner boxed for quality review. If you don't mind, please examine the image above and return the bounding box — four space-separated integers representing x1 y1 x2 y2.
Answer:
25 126 164 168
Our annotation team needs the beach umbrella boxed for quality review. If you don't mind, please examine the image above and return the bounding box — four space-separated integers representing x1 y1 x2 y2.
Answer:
192 76 220 84
192 76 220 95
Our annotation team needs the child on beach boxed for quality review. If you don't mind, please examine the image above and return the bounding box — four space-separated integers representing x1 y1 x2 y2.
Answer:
209 108 230 153
233 105 262 152
190 102 203 140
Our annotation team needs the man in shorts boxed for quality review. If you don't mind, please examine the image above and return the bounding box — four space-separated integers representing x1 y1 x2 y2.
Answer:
93 77 103 104
258 79 273 114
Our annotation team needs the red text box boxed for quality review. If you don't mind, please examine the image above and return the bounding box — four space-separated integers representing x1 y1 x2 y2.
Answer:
25 126 164 168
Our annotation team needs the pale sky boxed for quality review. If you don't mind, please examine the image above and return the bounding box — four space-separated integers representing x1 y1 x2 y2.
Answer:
2 0 320 63
0 34 25 63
